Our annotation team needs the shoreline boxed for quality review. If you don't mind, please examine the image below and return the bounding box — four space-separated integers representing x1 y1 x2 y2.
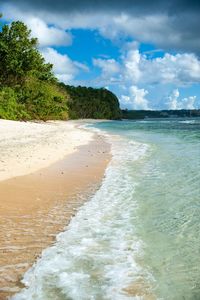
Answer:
0 120 111 299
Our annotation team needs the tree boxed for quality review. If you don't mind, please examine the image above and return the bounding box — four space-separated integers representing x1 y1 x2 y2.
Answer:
0 21 54 86
63 84 121 120
0 18 121 121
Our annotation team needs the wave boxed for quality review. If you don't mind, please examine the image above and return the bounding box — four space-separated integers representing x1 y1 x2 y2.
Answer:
12 133 153 300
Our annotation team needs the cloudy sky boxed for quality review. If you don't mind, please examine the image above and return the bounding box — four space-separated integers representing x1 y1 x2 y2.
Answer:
1 0 200 110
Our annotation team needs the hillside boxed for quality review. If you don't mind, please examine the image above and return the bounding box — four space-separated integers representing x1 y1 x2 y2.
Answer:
0 19 121 121
62 84 121 120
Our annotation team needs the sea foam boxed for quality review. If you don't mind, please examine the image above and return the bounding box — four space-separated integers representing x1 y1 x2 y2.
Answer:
12 130 152 300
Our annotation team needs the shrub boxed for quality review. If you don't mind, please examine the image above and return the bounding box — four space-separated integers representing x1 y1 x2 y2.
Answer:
0 87 29 120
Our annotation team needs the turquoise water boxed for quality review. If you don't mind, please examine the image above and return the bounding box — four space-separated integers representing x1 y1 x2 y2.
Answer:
95 118 200 299
13 118 200 300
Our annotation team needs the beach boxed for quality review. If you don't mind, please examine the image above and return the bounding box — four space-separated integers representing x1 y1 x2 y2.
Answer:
0 120 110 299
1 119 199 300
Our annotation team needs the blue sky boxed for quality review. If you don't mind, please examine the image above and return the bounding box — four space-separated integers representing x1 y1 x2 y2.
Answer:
1 1 200 110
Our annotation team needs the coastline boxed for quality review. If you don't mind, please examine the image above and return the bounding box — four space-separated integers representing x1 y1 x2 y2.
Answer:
0 120 111 299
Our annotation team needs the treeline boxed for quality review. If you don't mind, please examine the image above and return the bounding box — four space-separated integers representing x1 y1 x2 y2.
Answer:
0 19 121 121
61 84 121 120
122 109 200 119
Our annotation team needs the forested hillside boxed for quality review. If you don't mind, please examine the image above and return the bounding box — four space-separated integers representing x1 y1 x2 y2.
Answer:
62 85 121 120
0 18 121 121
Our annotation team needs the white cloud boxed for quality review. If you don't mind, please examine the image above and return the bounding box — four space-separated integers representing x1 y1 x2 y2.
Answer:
167 89 197 110
92 58 122 86
26 17 72 47
29 10 200 53
41 47 88 84
123 48 200 86
93 58 120 77
100 14 171 46
42 47 76 75
182 96 197 109
93 44 200 89
5 5 199 89
121 86 150 110
123 48 141 83
167 89 180 109
2 2 200 53
92 45 200 109
2 6 72 47
2 3 199 108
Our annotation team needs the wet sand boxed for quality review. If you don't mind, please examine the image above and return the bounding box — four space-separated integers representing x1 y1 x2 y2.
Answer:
0 124 110 299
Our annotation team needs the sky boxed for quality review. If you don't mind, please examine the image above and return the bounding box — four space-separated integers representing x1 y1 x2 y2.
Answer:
0 0 200 110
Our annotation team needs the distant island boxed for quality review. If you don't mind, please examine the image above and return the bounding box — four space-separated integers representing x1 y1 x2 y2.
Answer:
122 109 200 119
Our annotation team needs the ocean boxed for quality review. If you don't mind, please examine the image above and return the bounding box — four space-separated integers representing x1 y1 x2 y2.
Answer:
13 118 200 300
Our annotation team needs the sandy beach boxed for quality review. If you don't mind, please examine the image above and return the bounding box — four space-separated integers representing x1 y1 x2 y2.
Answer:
0 120 95 182
0 120 110 299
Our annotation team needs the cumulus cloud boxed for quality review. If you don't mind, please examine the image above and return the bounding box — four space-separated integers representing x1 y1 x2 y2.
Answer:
167 89 180 110
1 1 199 108
93 45 200 109
2 0 200 53
92 58 122 85
183 96 198 109
41 48 88 84
93 58 120 77
123 48 200 86
2 8 72 47
94 45 200 88
121 86 150 110
26 17 72 47
167 89 197 110
124 48 141 83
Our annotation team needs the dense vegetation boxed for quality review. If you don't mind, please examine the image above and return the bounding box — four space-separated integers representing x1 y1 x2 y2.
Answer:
0 20 69 120
0 18 121 121
62 85 121 120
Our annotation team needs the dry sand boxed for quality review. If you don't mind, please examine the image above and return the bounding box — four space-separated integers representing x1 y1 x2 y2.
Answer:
0 119 94 182
0 120 110 299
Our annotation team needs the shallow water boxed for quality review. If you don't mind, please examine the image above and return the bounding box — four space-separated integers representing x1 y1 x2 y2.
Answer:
12 118 200 300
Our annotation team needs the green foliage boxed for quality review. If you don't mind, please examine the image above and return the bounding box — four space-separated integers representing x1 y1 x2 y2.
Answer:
62 85 121 120
18 78 69 121
0 19 121 121
0 80 69 121
0 87 29 120
0 19 68 121
0 21 54 87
